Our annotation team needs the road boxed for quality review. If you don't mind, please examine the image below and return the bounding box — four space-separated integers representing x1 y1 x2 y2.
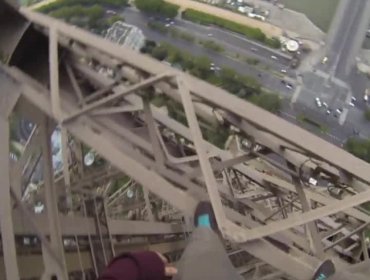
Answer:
292 0 370 146
321 0 370 79
122 8 293 73
121 8 296 97
121 8 368 146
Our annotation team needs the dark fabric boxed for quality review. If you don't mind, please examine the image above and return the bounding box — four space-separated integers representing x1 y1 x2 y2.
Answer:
98 251 165 280
194 201 218 231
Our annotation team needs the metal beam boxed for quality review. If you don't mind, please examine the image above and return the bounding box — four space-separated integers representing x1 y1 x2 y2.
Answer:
236 189 370 241
65 63 84 105
49 25 62 119
324 222 370 251
143 98 165 166
287 163 324 258
40 116 68 279
63 73 172 123
0 117 20 280
178 76 227 232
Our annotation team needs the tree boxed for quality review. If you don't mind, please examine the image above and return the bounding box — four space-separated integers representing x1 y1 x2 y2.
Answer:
249 93 281 113
151 46 169 61
190 56 212 79
200 40 224 53
107 15 125 25
135 0 179 18
345 138 370 163
364 110 370 121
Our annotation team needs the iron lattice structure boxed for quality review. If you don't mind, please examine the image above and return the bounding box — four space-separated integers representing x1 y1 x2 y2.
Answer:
0 1 370 279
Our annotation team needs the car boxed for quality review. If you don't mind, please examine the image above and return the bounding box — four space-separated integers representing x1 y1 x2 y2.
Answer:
322 102 328 108
315 97 322 107
271 55 278 60
349 102 355 107
351 96 357 102
353 128 360 135
165 23 170 27
335 108 343 115
321 56 328 64
170 21 175 25
207 33 213 37
281 80 286 84
326 109 331 115
364 91 369 101
281 69 287 73
251 47 258 52
286 83 293 90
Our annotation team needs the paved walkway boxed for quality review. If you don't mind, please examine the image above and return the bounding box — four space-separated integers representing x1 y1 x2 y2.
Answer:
166 0 324 43
248 0 325 41
165 0 283 38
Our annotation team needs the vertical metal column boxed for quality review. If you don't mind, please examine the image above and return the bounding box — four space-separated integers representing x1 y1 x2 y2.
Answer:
287 162 324 258
0 117 20 280
61 128 72 209
361 230 369 260
40 116 68 279
143 187 154 221
84 197 114 274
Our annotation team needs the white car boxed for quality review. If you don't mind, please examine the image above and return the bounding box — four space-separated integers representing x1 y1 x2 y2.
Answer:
207 33 213 37
349 102 355 107
322 102 328 108
351 96 357 102
281 69 287 73
271 55 278 60
321 56 328 64
315 97 322 107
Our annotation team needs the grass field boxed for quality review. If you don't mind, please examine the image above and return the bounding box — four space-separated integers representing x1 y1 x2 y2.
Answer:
282 0 339 32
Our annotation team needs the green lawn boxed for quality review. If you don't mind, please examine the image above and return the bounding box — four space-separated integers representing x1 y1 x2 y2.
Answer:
282 0 339 32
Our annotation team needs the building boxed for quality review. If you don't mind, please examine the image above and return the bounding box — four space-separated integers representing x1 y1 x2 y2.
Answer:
105 21 145 51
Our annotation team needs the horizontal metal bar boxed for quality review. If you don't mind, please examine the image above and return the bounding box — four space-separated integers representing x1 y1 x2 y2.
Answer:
63 73 172 123
237 189 370 241
10 210 185 236
324 222 370 251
